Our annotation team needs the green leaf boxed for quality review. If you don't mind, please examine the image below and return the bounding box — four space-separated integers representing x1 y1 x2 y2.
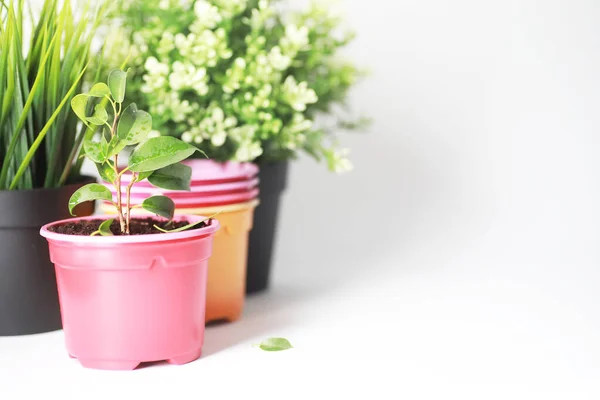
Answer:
153 212 219 233
117 103 152 145
107 135 127 157
258 338 293 352
96 219 114 236
9 62 91 190
136 170 154 182
83 136 110 163
95 162 116 183
71 94 90 125
128 137 197 173
86 104 108 126
141 196 175 220
148 163 192 191
68 183 112 215
88 83 111 98
108 69 127 103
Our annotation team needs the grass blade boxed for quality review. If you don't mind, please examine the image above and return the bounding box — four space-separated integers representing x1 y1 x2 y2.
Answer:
0 33 57 188
1 0 102 189
9 63 89 189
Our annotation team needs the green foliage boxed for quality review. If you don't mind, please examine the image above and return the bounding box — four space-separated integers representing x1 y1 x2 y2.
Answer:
95 162 117 183
102 0 368 173
117 104 152 144
83 136 110 163
128 136 198 172
153 212 219 233
0 0 107 190
68 183 112 215
91 218 115 236
141 195 175 220
108 69 127 103
89 83 111 97
147 163 192 191
258 338 293 352
68 72 199 234
136 170 154 182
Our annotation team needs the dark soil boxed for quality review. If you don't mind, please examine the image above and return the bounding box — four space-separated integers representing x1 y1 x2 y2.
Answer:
49 217 211 236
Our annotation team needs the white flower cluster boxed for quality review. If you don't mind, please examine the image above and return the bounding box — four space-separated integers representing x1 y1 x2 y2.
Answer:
192 0 221 30
280 113 310 150
229 125 263 161
281 76 318 112
181 104 237 147
211 0 247 17
169 61 208 93
105 0 360 170
328 147 353 173
281 24 309 53
156 0 194 10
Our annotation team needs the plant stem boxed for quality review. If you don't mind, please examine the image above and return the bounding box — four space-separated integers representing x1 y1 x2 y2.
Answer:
111 104 125 233
114 154 125 234
125 173 136 234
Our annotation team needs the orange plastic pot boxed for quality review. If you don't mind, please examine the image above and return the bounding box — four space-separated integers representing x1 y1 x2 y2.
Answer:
187 200 257 322
100 199 258 323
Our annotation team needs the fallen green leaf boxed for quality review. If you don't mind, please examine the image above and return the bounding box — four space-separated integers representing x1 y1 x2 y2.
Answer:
258 338 293 352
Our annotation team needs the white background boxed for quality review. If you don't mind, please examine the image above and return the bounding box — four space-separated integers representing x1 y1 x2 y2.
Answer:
1 0 600 398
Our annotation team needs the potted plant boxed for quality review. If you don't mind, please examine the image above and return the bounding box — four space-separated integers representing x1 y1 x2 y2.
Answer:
102 0 368 293
0 0 107 336
40 71 219 370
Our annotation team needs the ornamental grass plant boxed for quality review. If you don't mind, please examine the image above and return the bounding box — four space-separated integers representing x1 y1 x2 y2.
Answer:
0 0 107 190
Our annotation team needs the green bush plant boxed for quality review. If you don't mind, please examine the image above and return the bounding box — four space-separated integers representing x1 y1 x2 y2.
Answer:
103 0 368 172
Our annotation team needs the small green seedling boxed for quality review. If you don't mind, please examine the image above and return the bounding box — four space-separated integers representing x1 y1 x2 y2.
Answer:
68 69 202 234
91 218 115 236
153 212 221 233
255 338 293 352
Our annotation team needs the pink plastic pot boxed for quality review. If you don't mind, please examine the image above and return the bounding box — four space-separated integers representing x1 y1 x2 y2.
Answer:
39 215 220 371
120 160 258 186
108 188 260 208
101 177 259 198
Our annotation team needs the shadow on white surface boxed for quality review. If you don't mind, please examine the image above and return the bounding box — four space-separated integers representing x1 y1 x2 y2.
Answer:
200 129 458 357
201 284 320 357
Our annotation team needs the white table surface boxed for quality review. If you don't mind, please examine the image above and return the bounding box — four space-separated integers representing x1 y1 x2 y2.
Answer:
1 248 598 399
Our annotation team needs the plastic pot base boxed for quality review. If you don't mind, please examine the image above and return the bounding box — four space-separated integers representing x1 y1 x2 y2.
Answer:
72 348 202 371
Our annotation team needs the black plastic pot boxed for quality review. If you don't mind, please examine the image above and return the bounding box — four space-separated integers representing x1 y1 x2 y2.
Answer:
0 178 95 336
246 161 289 294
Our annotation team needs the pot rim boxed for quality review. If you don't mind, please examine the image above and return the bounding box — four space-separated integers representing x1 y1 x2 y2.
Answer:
40 214 220 245
100 198 260 215
104 188 259 206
